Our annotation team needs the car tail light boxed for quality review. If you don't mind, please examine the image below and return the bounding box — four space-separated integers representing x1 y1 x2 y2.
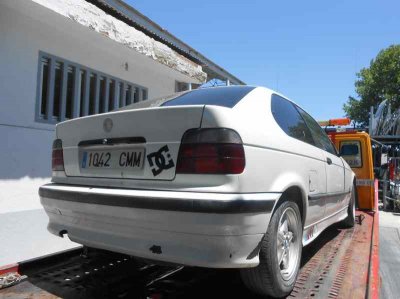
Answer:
52 139 64 171
176 128 245 174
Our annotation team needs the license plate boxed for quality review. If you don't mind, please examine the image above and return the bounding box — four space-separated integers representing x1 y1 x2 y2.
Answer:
81 148 144 170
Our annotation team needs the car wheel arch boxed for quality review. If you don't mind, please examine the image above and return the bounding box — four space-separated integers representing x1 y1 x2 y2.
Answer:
272 186 306 227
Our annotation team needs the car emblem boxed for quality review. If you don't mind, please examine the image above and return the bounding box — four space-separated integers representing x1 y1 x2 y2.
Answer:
103 118 113 132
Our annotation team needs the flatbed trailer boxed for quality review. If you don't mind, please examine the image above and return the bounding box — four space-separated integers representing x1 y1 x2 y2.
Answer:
0 193 380 299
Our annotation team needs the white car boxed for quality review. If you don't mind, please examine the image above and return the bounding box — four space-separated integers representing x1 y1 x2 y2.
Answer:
40 86 356 297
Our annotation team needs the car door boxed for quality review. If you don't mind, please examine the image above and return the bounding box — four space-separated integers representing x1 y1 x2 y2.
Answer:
322 149 346 216
296 108 346 217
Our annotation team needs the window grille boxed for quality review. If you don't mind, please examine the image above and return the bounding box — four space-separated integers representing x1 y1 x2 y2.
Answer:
36 52 148 123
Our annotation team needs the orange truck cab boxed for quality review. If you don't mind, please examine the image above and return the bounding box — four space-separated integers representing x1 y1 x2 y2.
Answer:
320 118 375 210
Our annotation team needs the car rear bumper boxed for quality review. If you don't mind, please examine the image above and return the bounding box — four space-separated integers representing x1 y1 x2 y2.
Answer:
39 183 280 268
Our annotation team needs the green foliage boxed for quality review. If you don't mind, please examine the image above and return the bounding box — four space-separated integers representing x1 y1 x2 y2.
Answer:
343 45 400 126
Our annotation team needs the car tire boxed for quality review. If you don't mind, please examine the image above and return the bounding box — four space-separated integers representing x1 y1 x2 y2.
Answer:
240 201 302 298
340 184 357 228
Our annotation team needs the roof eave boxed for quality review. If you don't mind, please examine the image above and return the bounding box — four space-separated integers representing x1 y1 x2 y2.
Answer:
91 0 245 85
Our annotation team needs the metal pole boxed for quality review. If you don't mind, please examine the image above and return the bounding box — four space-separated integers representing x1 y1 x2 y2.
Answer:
383 169 388 210
369 106 374 135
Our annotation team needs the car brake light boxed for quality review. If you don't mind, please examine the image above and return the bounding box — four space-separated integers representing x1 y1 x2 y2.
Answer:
176 128 245 174
52 139 64 171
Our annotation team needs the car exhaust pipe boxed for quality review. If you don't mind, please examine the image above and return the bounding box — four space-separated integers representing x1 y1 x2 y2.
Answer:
59 230 68 237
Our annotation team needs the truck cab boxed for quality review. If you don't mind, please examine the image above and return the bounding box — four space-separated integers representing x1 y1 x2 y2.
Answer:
329 131 375 210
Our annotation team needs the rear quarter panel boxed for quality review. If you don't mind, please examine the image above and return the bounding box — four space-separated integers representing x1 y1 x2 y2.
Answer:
201 88 327 226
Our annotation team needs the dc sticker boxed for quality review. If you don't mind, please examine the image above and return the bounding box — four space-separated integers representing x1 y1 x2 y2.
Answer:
147 145 175 176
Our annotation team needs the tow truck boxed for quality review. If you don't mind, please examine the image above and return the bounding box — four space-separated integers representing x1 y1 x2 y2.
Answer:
0 118 380 299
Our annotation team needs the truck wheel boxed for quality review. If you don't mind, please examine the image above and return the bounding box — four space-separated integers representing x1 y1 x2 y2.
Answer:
240 201 302 298
341 184 356 228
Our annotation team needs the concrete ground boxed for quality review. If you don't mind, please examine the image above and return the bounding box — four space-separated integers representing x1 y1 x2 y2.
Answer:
379 207 400 298
0 209 78 266
0 178 78 266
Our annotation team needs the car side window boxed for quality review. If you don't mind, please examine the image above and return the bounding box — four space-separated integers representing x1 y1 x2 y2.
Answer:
271 94 314 145
296 106 338 155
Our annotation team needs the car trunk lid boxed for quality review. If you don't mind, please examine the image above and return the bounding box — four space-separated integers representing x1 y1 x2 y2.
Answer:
57 106 204 180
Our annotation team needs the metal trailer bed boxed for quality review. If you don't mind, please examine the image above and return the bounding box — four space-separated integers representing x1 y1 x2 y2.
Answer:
0 202 379 299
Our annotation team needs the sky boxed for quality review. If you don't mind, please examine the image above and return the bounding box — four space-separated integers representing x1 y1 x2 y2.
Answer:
127 0 399 120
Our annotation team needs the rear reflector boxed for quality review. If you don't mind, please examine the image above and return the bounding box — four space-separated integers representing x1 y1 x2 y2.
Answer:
176 129 245 174
52 139 64 171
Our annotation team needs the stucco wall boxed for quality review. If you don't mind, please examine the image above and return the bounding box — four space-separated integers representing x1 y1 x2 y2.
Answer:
0 0 203 262
0 0 201 186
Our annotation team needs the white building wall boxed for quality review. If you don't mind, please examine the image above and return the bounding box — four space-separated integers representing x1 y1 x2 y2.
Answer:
0 0 203 263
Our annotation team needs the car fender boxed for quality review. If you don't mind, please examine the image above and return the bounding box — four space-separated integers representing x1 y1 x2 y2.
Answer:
269 171 308 225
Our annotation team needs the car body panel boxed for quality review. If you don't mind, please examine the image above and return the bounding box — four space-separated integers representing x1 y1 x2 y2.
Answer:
323 152 346 217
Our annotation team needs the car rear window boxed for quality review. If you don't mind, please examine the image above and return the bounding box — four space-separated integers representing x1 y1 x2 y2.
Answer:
161 86 255 108
117 86 255 112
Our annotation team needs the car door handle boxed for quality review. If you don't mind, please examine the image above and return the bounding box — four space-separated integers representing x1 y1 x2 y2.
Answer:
326 157 332 165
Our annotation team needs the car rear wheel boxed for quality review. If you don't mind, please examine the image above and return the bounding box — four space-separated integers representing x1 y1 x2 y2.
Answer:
240 201 302 298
